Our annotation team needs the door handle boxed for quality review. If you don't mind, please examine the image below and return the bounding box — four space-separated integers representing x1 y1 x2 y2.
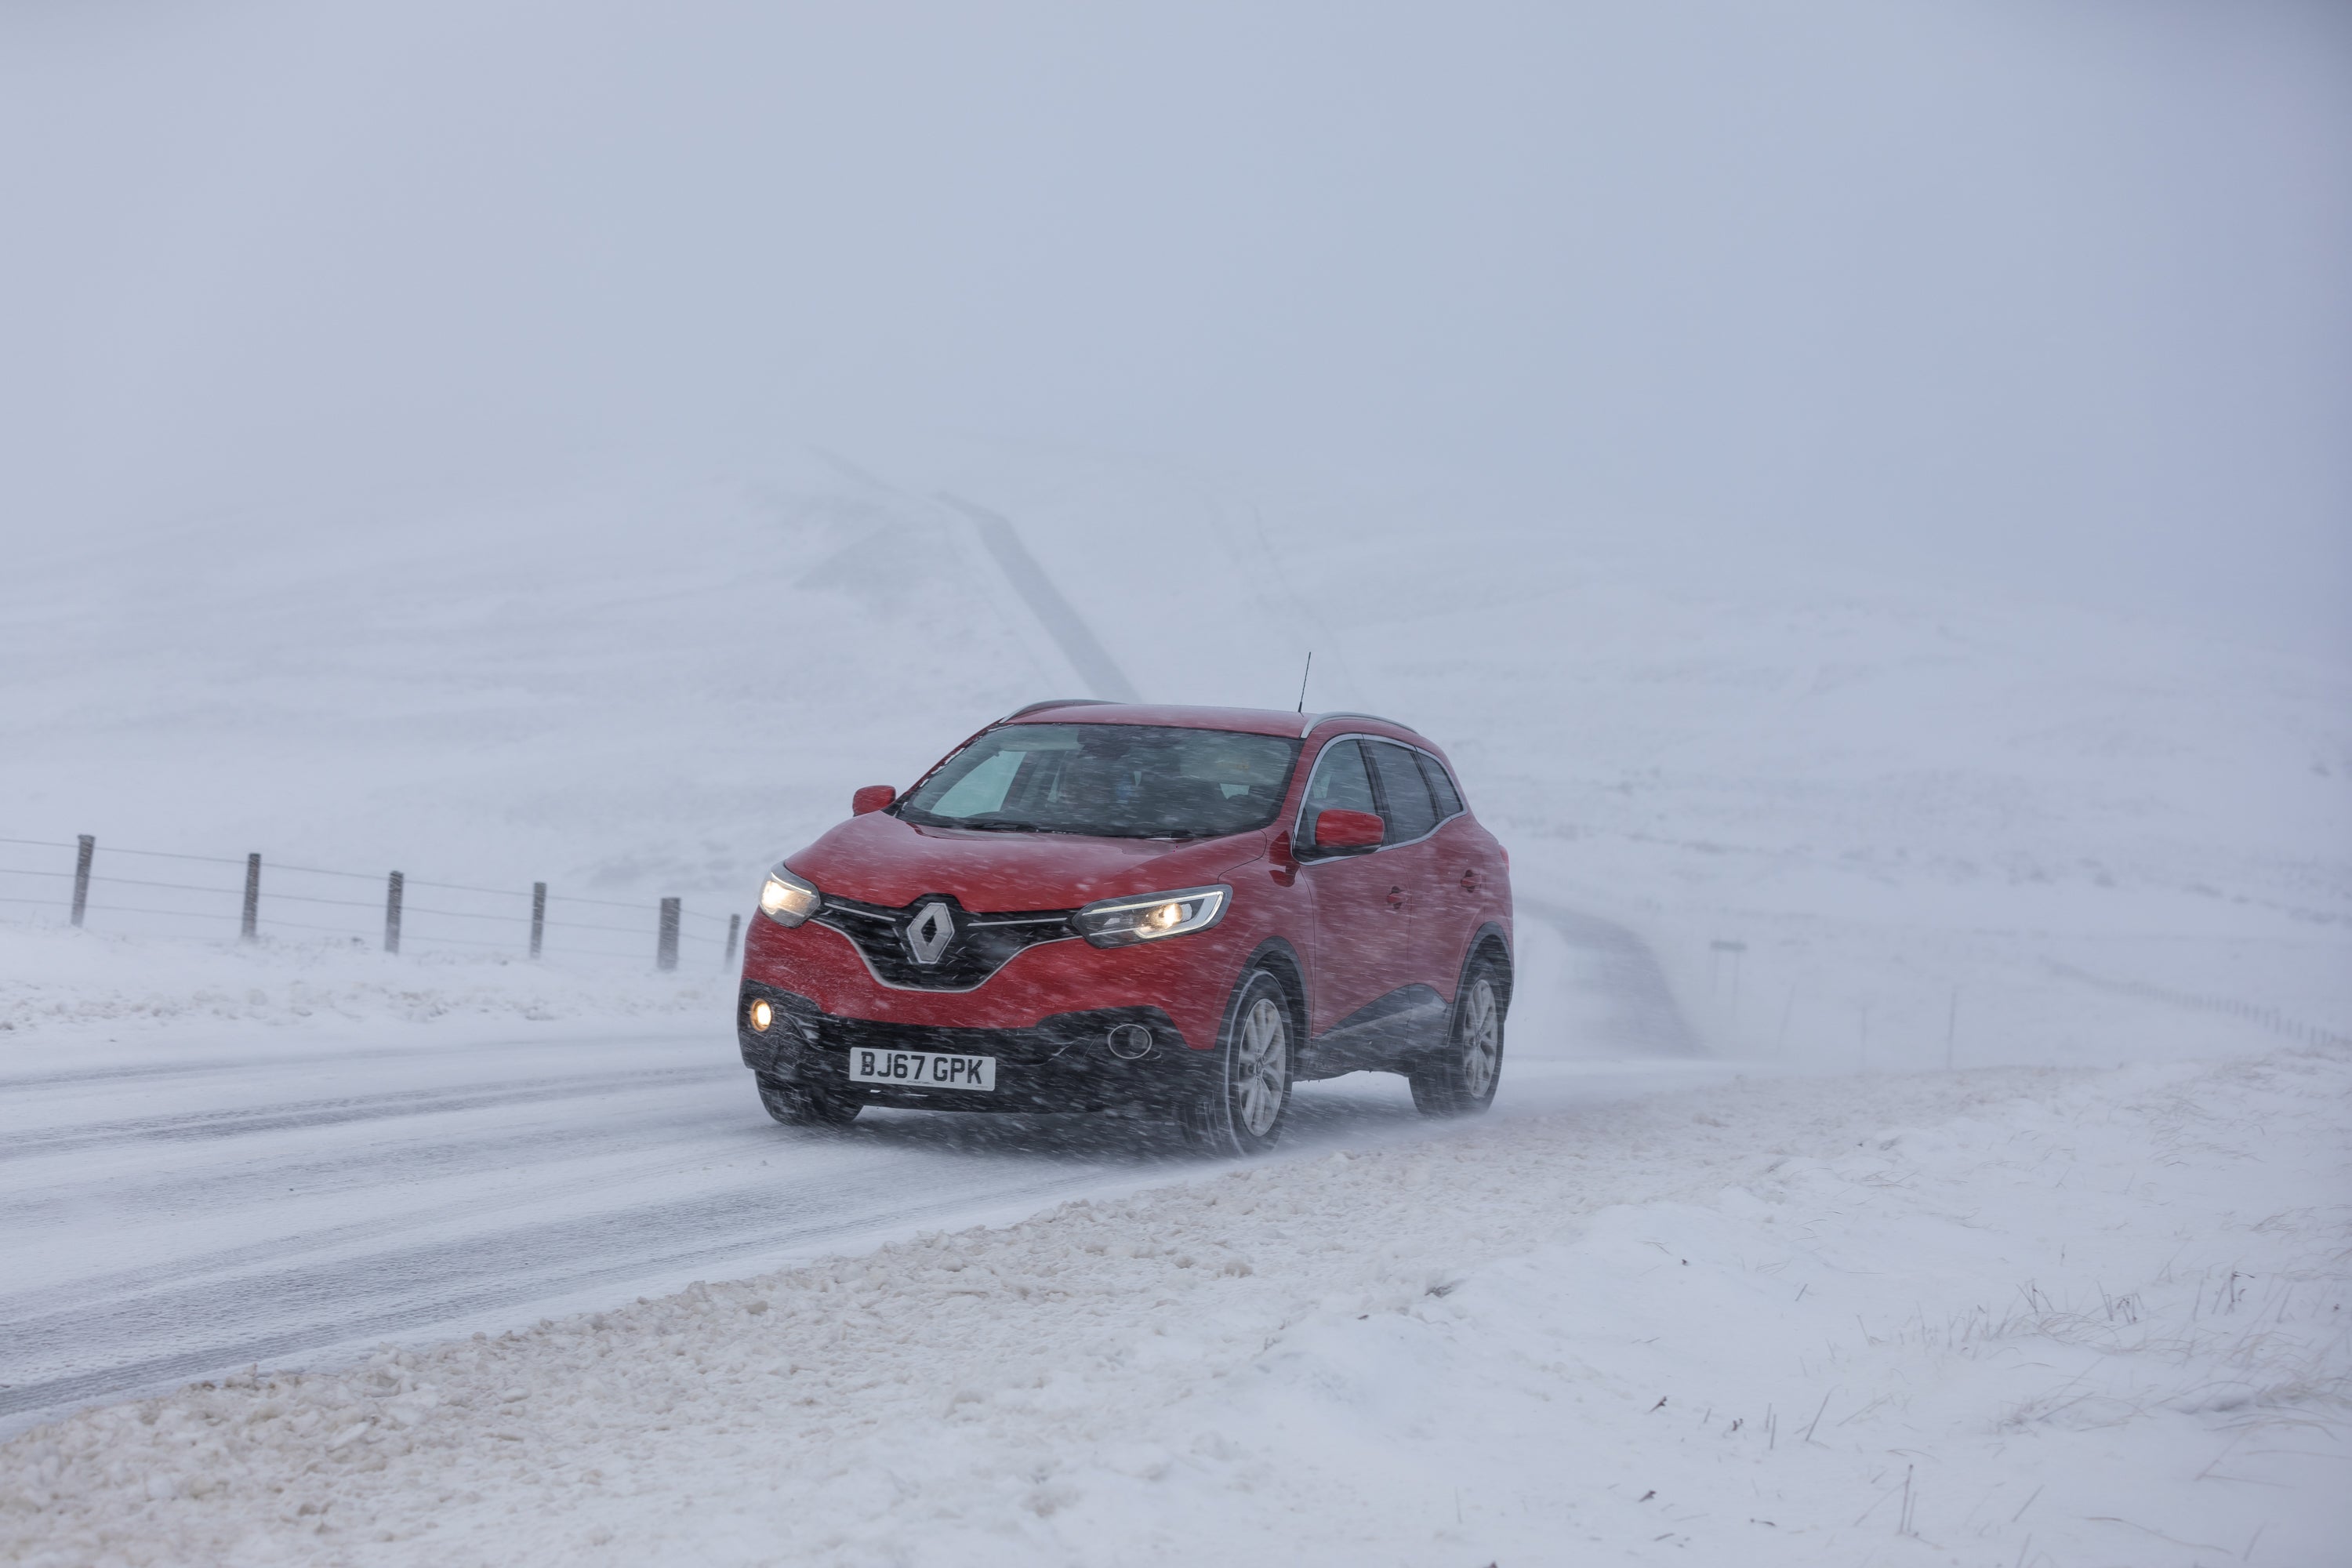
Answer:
1460 869 1480 892
1386 884 1404 912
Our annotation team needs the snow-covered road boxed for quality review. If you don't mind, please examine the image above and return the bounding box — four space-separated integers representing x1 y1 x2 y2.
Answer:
0 971 1734 1441
9 1038 2344 1567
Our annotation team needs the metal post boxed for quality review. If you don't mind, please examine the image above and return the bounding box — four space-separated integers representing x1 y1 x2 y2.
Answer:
530 882 546 959
1709 938 1745 1011
241 853 261 942
657 898 681 971
384 871 404 954
722 912 742 967
71 835 93 927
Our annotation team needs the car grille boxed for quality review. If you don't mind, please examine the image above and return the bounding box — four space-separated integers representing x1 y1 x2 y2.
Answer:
810 893 1079 990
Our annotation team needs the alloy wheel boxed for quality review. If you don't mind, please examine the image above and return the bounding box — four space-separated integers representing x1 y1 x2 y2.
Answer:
1235 995 1290 1138
1460 978 1499 1100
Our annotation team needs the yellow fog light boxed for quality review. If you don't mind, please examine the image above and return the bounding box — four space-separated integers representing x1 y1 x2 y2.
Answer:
1144 901 1184 931
749 999 774 1032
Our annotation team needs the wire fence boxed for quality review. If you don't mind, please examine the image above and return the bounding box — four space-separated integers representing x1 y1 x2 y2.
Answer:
0 834 743 971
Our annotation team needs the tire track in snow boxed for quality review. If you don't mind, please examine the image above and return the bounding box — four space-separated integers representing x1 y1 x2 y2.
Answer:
0 1109 780 1305
0 1087 1484 1432
0 1033 656 1092
0 1098 741 1232
1 1065 735 1160
0 1164 1101 1426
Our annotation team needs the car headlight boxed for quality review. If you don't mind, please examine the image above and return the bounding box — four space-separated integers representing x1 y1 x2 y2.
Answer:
757 863 822 927
1073 884 1229 948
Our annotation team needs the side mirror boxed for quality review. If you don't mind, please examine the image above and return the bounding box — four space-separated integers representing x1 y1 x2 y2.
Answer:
1312 808 1384 851
851 785 897 816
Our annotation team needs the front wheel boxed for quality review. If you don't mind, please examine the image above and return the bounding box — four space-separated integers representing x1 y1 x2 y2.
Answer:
1410 966 1504 1116
757 1073 862 1128
1177 969 1295 1156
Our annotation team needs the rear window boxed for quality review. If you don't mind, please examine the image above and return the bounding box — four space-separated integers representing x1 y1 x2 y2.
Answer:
1367 741 1440 843
1417 751 1465 818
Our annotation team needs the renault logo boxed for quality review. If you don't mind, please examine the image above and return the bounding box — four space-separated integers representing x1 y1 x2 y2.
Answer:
905 900 956 965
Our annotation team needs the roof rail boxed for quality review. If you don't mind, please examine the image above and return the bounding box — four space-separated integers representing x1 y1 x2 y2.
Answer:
1301 710 1423 738
1001 698 1120 721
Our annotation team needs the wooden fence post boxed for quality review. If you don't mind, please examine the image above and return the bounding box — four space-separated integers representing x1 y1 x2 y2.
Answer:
531 882 546 959
384 871 404 954
71 835 93 927
241 853 261 942
722 912 742 967
657 898 680 971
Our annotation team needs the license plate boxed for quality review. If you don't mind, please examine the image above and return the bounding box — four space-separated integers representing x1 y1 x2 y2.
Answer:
848 1047 997 1091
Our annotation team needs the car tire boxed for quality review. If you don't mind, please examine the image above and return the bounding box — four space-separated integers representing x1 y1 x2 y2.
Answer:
1409 964 1504 1116
756 1073 862 1128
1177 968 1295 1156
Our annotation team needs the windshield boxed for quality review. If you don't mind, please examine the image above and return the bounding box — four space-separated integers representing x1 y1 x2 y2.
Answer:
896 724 1302 840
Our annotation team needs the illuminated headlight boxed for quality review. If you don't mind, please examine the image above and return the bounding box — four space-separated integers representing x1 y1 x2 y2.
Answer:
1073 884 1230 948
748 999 775 1032
757 863 822 927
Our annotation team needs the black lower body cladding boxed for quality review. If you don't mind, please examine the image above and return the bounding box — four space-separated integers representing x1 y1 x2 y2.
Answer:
736 984 1213 1114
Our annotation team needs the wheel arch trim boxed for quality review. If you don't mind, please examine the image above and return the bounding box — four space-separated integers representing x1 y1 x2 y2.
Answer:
1461 921 1515 1014
1236 935 1309 1047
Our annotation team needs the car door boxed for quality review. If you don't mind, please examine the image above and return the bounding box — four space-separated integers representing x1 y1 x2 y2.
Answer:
1295 739 1417 1047
1362 739 1451 1048
1405 748 1480 993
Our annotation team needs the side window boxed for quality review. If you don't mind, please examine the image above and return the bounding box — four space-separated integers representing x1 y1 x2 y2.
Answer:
1417 751 1465 818
1367 742 1439 844
1301 739 1376 845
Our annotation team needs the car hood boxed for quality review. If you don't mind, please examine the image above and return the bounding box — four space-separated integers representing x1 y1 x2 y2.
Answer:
786 812 1270 911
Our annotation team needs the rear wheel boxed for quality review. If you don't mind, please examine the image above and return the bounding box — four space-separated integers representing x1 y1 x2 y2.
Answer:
1177 969 1294 1156
757 1073 862 1128
1410 965 1504 1116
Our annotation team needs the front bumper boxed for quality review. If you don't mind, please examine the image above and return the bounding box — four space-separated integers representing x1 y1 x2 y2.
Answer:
738 909 1249 1054
738 983 1215 1115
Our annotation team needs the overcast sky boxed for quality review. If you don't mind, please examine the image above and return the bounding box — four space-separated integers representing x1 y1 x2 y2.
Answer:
5 2 2347 651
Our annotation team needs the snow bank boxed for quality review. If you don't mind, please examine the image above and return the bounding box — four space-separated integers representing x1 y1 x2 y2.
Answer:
7 1047 2344 1566
0 922 725 1037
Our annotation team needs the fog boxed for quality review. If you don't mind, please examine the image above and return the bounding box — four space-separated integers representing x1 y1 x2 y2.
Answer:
5 12 2352 1547
3 1 2347 651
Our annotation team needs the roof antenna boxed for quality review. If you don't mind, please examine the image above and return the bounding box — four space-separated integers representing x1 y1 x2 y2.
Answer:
1294 650 1312 713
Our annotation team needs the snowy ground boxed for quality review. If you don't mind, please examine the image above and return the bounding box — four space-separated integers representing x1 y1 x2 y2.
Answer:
0 905 1712 1438
4 448 2348 1563
5 1044 2346 1566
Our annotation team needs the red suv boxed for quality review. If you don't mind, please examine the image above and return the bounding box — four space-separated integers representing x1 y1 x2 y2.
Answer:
735 701 1513 1153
